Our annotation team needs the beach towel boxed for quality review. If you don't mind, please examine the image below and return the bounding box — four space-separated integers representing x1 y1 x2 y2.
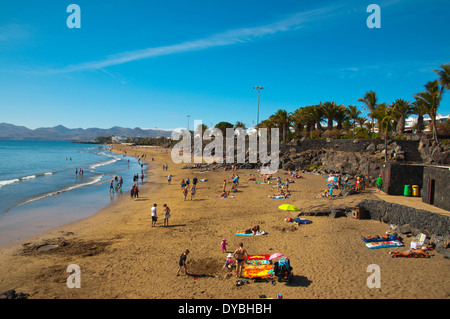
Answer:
365 240 404 249
391 253 432 259
243 255 274 279
361 235 398 242
293 218 312 224
235 231 268 236
255 182 271 185
220 195 235 199
271 196 290 199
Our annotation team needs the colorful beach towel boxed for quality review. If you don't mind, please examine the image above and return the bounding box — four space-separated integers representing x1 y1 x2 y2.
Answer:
365 240 404 249
235 231 268 236
243 255 274 279
391 253 432 259
271 196 290 199
361 235 398 242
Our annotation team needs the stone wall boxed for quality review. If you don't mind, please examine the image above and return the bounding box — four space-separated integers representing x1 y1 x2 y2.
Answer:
379 163 424 196
356 199 450 237
422 166 450 211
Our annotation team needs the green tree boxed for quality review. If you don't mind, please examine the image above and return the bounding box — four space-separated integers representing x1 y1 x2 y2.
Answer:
214 121 234 136
414 80 444 143
358 91 378 139
321 101 339 131
269 109 291 143
434 63 450 90
392 99 413 135
345 105 361 137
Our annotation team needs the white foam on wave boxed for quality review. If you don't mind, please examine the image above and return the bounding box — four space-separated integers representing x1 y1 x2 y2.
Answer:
0 172 55 189
89 152 121 169
9 175 103 210
21 175 36 180
0 178 20 188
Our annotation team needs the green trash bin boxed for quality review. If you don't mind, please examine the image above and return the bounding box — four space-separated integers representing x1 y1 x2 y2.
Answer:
404 185 411 196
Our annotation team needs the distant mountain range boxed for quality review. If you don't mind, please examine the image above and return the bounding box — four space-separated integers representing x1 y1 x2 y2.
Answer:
0 123 173 141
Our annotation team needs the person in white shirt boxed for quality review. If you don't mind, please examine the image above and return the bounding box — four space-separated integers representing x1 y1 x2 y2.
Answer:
151 203 157 227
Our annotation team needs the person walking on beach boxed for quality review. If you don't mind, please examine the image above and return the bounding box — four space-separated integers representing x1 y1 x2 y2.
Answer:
168 174 172 185
151 203 157 227
163 204 171 227
233 243 248 278
182 186 188 200
376 175 383 193
177 250 190 276
110 180 114 193
190 185 196 200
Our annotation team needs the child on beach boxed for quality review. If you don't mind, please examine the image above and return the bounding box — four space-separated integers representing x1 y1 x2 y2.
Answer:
221 238 227 253
177 250 190 276
223 253 234 271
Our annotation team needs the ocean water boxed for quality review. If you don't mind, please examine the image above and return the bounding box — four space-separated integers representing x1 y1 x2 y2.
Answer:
0 140 145 246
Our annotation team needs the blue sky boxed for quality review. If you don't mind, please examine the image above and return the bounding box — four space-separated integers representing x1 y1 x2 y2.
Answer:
0 0 449 130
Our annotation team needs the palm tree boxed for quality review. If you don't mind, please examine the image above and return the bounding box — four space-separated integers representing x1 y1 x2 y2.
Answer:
346 105 361 137
290 108 306 138
414 80 444 143
296 106 317 138
310 104 324 131
434 63 450 90
357 116 367 129
392 99 413 135
256 119 275 144
334 104 348 131
234 121 247 130
358 91 378 139
269 109 291 143
321 101 339 131
380 103 394 162
411 98 428 133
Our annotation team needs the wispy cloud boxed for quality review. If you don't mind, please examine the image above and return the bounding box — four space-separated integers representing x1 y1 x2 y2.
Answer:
0 23 29 41
46 4 345 74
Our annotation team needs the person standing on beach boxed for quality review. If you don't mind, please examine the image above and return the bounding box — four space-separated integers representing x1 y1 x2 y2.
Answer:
177 250 189 276
151 204 157 227
168 174 172 185
223 179 227 192
233 243 248 278
190 185 196 200
163 204 171 227
182 186 188 200
376 175 383 193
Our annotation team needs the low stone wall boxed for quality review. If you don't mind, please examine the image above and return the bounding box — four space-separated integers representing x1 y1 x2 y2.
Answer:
356 199 450 237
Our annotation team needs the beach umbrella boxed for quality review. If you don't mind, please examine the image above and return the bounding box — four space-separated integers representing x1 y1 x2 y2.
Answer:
278 204 300 211
269 253 284 260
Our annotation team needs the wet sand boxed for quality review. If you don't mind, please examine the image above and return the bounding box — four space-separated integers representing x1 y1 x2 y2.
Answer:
0 145 449 299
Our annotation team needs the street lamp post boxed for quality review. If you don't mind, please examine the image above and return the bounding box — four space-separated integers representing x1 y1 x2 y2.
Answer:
253 86 264 126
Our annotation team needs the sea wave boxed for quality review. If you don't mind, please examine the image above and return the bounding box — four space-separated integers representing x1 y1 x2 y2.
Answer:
7 175 103 211
0 172 54 189
89 152 121 169
0 178 20 188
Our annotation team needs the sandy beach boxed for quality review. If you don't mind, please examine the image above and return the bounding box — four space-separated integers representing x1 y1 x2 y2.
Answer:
0 144 449 300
